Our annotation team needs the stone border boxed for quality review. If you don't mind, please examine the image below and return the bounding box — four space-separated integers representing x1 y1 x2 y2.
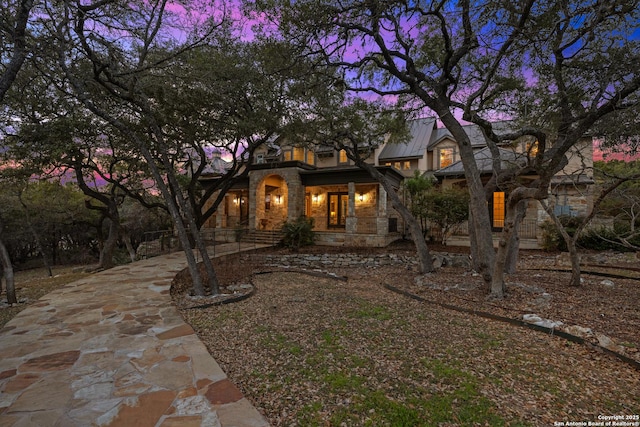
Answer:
384 283 640 371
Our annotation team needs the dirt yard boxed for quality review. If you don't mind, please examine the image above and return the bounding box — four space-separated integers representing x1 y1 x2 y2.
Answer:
172 242 640 426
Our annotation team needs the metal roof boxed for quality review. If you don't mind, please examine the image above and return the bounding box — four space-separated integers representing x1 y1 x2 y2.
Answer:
427 123 516 150
434 147 523 177
378 117 437 160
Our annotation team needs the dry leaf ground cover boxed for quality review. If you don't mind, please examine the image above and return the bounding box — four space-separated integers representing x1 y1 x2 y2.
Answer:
173 243 640 427
0 266 90 328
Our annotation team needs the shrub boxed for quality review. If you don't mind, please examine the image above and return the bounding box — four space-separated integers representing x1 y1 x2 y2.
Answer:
539 215 582 251
281 217 315 251
540 215 638 252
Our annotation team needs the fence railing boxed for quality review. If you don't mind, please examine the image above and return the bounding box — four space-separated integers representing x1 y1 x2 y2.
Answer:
138 227 279 260
449 218 539 239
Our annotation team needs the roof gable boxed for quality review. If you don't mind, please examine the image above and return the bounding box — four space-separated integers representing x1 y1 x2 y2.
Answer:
434 146 523 176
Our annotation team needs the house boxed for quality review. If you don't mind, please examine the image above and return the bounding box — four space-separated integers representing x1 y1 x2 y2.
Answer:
199 118 594 248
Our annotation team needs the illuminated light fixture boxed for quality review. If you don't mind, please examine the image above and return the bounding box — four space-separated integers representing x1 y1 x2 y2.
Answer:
276 194 282 204
358 192 364 202
312 193 318 203
233 196 239 205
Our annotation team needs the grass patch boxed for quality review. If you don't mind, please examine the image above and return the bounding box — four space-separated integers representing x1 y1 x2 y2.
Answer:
350 299 393 321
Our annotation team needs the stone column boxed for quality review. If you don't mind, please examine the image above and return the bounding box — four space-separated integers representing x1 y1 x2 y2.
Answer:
286 170 304 220
248 174 257 230
215 193 226 228
378 184 387 216
346 181 357 234
377 184 388 236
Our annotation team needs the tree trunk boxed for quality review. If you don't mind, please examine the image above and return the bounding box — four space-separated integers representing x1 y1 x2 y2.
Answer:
0 238 17 305
491 198 518 298
567 240 582 287
438 112 495 284
540 200 582 287
468 209 482 272
358 162 434 273
121 230 137 262
156 149 221 295
504 200 527 274
98 214 120 270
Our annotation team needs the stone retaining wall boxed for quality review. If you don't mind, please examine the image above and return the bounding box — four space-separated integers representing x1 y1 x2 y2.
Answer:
258 252 471 269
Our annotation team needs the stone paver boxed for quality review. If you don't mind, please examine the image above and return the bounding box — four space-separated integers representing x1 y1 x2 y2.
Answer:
0 244 270 427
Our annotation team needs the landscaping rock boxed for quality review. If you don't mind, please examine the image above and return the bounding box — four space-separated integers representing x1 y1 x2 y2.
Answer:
600 279 615 288
596 333 624 354
522 314 564 329
563 325 594 339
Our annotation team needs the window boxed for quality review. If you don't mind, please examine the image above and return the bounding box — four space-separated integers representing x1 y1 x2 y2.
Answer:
384 162 391 167
293 147 305 161
328 192 349 228
283 147 315 165
403 161 411 170
526 140 539 157
439 148 455 168
394 162 401 170
306 149 315 165
339 149 348 164
490 192 505 230
256 154 264 164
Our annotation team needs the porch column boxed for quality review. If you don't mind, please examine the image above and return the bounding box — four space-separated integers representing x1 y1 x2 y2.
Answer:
377 183 388 235
215 194 227 228
377 184 387 216
346 181 357 234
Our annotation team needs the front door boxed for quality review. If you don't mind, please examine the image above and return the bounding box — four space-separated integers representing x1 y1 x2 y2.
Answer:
328 192 348 228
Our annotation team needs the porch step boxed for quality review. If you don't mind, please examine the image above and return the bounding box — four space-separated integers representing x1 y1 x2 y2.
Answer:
239 229 284 245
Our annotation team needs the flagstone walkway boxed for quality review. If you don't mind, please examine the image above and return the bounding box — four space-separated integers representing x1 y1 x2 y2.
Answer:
0 244 270 427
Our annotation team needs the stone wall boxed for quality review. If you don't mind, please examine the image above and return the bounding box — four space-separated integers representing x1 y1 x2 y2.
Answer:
256 251 471 269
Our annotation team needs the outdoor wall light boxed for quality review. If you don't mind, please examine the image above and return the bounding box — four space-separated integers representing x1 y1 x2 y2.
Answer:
358 192 364 202
276 194 282 204
312 193 319 203
233 196 239 205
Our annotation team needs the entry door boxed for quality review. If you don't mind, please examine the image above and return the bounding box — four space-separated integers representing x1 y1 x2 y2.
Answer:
328 193 348 227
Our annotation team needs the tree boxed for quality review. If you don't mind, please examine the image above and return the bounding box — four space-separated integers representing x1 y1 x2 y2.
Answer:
0 0 34 102
26 0 235 296
256 0 640 297
158 40 324 230
293 94 435 273
0 0 39 304
591 161 640 250
425 188 470 246
403 171 434 238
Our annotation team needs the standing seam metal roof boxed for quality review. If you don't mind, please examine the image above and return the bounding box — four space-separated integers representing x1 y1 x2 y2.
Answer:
378 118 437 160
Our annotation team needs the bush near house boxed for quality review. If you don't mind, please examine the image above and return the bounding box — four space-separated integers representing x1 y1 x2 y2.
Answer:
281 217 315 251
540 215 640 251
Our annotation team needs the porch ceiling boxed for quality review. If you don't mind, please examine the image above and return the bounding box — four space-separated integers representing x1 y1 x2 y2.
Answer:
300 166 404 187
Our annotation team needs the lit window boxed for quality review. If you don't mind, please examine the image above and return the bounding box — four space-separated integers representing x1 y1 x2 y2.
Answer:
492 192 505 229
283 150 292 161
306 149 315 165
403 161 411 170
526 141 539 157
384 162 391 166
394 162 401 170
439 148 455 168
339 149 348 163
293 147 305 161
